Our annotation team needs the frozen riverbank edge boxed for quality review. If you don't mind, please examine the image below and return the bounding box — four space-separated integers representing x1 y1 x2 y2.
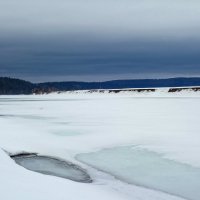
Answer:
31 86 200 95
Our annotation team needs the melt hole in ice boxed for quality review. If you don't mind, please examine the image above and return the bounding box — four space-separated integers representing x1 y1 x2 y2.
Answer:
11 154 92 183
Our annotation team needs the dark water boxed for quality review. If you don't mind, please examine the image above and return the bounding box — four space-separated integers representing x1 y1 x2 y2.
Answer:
12 155 92 183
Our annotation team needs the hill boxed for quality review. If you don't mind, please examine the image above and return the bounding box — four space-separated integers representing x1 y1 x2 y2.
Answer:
0 77 34 94
1 77 200 94
38 77 200 91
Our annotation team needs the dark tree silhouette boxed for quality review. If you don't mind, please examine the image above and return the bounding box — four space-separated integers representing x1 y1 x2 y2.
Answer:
0 77 200 95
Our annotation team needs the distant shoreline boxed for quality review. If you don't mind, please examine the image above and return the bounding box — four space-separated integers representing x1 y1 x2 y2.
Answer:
1 77 200 95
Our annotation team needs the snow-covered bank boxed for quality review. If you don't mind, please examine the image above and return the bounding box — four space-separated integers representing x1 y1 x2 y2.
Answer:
0 90 200 200
34 86 200 97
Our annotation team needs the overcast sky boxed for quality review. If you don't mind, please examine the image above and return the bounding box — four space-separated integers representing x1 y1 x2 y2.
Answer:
0 0 200 82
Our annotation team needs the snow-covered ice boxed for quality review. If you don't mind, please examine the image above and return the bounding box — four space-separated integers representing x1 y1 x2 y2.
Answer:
0 89 200 200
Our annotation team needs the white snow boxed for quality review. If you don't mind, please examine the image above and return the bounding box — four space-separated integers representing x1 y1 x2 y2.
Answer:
0 89 200 200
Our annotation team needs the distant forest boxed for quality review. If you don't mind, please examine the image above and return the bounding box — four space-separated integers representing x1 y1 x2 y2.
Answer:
0 77 200 95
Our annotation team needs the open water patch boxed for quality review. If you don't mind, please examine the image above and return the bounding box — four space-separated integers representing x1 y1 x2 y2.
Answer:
11 153 92 183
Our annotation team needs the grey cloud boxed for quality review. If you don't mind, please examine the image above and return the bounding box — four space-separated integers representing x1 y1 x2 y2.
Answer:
0 0 200 81
0 0 200 38
1 35 200 80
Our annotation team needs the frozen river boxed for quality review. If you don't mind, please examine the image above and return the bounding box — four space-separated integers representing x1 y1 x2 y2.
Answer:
0 91 200 200
77 146 200 200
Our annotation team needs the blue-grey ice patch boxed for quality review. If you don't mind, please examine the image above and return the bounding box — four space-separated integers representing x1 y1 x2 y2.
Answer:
12 155 92 183
76 146 200 200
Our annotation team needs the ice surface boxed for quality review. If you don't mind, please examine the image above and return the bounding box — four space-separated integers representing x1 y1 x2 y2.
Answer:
12 155 92 183
77 146 200 200
0 150 130 200
0 90 200 200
